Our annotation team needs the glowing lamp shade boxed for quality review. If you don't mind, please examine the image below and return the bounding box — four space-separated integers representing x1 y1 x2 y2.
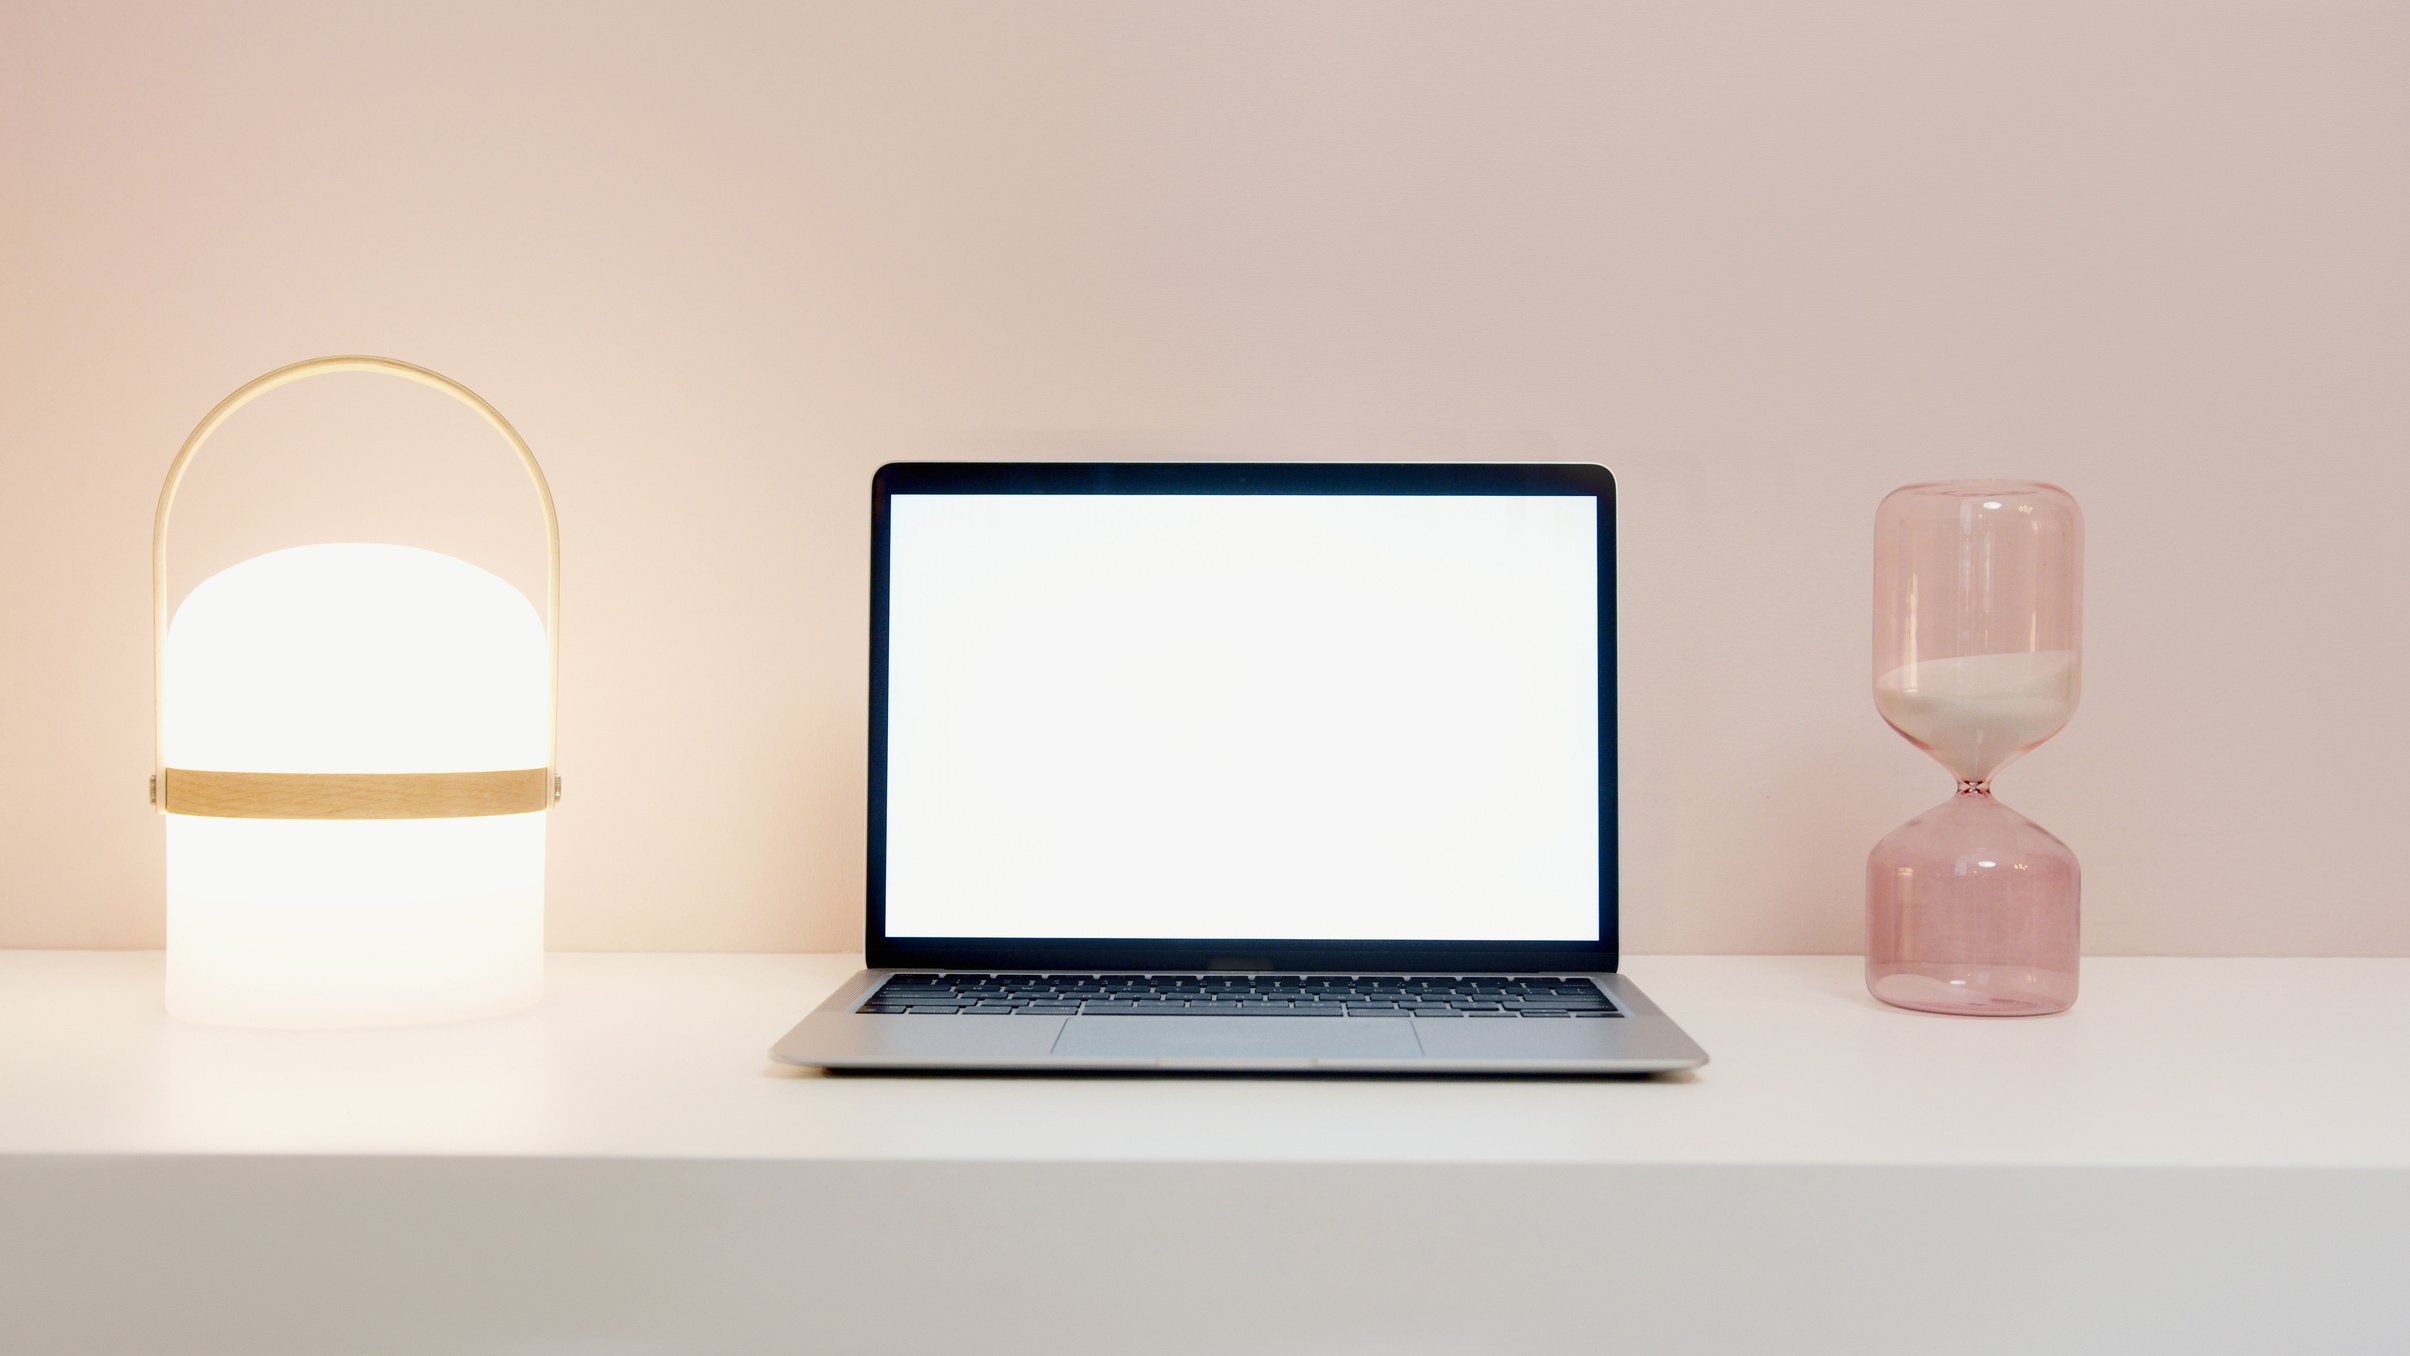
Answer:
165 545 547 1026
153 358 561 1029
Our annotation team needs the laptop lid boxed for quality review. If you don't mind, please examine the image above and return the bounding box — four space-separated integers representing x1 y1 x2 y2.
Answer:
866 462 1618 973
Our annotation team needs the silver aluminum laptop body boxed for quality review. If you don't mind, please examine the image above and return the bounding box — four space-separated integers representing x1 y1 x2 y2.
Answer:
772 462 1708 1074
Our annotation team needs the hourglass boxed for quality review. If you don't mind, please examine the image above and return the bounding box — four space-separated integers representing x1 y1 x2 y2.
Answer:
1868 481 2081 1016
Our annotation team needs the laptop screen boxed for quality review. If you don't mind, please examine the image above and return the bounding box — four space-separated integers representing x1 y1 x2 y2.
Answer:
876 473 1607 949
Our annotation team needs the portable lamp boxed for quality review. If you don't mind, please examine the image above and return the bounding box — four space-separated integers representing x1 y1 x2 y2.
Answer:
152 356 560 1028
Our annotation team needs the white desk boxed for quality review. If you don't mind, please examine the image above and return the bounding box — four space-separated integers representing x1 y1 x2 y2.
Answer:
3 952 2404 1354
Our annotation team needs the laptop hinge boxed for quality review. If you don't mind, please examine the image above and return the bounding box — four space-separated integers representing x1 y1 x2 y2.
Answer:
1205 955 1277 972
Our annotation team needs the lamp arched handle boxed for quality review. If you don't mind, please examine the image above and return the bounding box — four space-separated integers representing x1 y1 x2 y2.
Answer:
152 355 560 815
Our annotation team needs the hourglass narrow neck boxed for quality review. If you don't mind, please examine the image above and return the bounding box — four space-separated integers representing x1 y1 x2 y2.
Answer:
1956 779 1992 797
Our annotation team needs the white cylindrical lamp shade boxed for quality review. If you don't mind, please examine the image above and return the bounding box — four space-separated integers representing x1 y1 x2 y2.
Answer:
163 543 547 1028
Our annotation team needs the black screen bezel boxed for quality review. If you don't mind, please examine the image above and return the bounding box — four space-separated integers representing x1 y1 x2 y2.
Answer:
865 461 1619 973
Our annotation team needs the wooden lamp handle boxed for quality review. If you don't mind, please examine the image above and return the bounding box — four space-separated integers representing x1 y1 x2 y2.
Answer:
152 356 561 816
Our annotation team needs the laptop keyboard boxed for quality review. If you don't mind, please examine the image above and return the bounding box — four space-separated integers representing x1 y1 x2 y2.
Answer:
859 974 1621 1018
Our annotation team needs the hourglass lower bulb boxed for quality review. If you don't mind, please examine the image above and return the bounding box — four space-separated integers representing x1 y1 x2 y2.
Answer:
1867 482 2082 1016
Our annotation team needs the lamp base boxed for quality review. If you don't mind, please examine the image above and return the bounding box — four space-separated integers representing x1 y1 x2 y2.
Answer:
165 812 545 1029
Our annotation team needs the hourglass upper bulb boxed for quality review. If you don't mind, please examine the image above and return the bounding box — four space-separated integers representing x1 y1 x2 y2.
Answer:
1872 481 2083 784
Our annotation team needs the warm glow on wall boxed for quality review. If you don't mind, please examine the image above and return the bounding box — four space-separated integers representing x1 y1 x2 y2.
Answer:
153 358 560 1029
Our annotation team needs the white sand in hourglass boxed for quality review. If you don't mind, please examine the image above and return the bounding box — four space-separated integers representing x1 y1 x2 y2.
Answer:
1874 649 2079 782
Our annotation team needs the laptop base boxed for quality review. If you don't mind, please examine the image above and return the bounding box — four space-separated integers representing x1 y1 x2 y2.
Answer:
772 970 1708 1074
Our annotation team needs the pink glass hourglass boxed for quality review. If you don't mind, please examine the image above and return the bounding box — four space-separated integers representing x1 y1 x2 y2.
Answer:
1867 481 2082 1016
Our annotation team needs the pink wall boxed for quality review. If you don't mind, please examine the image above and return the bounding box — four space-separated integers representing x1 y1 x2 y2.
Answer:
4 1 2404 955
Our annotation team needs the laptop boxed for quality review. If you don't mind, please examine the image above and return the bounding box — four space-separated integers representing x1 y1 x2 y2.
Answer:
771 462 1708 1073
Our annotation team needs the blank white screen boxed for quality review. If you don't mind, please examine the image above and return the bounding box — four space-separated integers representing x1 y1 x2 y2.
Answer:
883 494 1600 940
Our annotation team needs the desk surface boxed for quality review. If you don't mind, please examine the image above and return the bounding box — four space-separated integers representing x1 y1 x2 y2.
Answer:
8 951 2408 1355
2 950 2401 1167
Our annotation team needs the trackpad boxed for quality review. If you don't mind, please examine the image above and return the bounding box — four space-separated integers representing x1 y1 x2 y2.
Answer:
1052 1017 1422 1064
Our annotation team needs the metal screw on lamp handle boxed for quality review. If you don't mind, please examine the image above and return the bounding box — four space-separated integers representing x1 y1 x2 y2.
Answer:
151 355 562 817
